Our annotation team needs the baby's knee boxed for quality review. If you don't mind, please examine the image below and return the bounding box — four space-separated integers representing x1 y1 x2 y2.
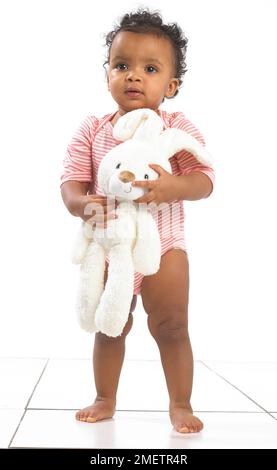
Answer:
96 312 133 343
95 295 136 342
119 296 137 337
130 295 137 314
148 309 189 343
121 312 134 337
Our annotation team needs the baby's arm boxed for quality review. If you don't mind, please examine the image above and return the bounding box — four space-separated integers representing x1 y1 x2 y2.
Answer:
174 172 213 201
61 115 118 225
61 181 118 227
61 180 90 219
169 112 215 200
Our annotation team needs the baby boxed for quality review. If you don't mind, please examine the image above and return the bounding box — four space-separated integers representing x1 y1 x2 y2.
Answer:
61 9 214 433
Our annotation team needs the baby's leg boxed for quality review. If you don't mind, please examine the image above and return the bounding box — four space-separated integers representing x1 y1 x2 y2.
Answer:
140 249 203 433
76 264 137 423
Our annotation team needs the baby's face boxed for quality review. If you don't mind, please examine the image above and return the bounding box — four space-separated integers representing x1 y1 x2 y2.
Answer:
107 32 179 115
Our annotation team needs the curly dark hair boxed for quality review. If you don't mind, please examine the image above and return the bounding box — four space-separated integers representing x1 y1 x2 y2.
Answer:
104 9 188 98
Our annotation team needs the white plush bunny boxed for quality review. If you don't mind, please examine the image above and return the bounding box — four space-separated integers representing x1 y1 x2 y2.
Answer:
71 108 211 337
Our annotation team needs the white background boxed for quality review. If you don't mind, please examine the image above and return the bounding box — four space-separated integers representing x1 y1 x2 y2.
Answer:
0 0 276 361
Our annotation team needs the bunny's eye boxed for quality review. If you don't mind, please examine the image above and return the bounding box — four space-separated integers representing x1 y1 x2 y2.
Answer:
116 163 121 169
144 174 149 180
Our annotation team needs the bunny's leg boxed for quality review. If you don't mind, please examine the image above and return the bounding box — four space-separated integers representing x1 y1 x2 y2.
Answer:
95 244 134 337
133 209 161 275
71 223 91 265
77 241 105 332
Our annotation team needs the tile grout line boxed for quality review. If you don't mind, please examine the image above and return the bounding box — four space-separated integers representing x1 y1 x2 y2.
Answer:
8 358 50 448
25 407 273 413
200 361 277 421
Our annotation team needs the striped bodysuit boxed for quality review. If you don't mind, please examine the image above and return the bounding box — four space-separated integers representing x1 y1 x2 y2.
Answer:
61 109 215 295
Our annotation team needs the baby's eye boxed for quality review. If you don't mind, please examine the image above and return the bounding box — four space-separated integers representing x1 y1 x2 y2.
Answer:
115 63 128 71
145 65 158 73
116 163 121 169
144 174 149 179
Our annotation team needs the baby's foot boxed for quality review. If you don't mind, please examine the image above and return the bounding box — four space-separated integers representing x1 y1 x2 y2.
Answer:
75 397 116 423
169 404 203 433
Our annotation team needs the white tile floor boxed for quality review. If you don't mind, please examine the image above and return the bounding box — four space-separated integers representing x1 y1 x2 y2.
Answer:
1 358 277 448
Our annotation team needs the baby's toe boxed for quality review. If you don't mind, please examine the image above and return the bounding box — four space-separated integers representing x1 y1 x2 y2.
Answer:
178 425 189 433
86 416 97 423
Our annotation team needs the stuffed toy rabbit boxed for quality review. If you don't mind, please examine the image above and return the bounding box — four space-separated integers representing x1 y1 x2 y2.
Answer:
71 108 211 337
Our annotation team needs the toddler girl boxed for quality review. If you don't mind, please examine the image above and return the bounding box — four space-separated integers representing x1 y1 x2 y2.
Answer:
61 9 214 434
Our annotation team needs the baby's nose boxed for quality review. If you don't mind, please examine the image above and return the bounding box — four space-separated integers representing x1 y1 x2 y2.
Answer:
118 171 136 183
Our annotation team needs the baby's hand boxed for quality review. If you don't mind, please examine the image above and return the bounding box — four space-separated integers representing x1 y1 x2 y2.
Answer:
78 194 118 228
133 164 177 204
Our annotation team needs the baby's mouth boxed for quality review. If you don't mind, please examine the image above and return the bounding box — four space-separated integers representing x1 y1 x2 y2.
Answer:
125 87 144 98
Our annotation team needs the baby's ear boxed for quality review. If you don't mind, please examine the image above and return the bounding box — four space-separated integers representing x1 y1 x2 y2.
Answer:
113 108 163 142
155 129 212 166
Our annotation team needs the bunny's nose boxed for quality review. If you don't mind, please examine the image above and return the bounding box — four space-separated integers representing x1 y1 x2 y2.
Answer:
118 171 136 183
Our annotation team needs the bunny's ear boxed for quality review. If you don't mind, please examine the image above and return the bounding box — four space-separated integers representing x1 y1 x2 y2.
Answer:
113 108 163 142
154 128 212 167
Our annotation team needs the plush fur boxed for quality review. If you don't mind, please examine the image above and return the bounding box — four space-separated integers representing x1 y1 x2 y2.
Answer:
71 108 211 337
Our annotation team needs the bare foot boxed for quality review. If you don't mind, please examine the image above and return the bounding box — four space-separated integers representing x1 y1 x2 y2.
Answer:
75 397 116 423
170 405 203 433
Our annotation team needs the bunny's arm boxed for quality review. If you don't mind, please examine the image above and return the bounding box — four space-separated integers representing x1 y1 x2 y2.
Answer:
132 206 161 275
71 222 91 264
154 128 212 168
